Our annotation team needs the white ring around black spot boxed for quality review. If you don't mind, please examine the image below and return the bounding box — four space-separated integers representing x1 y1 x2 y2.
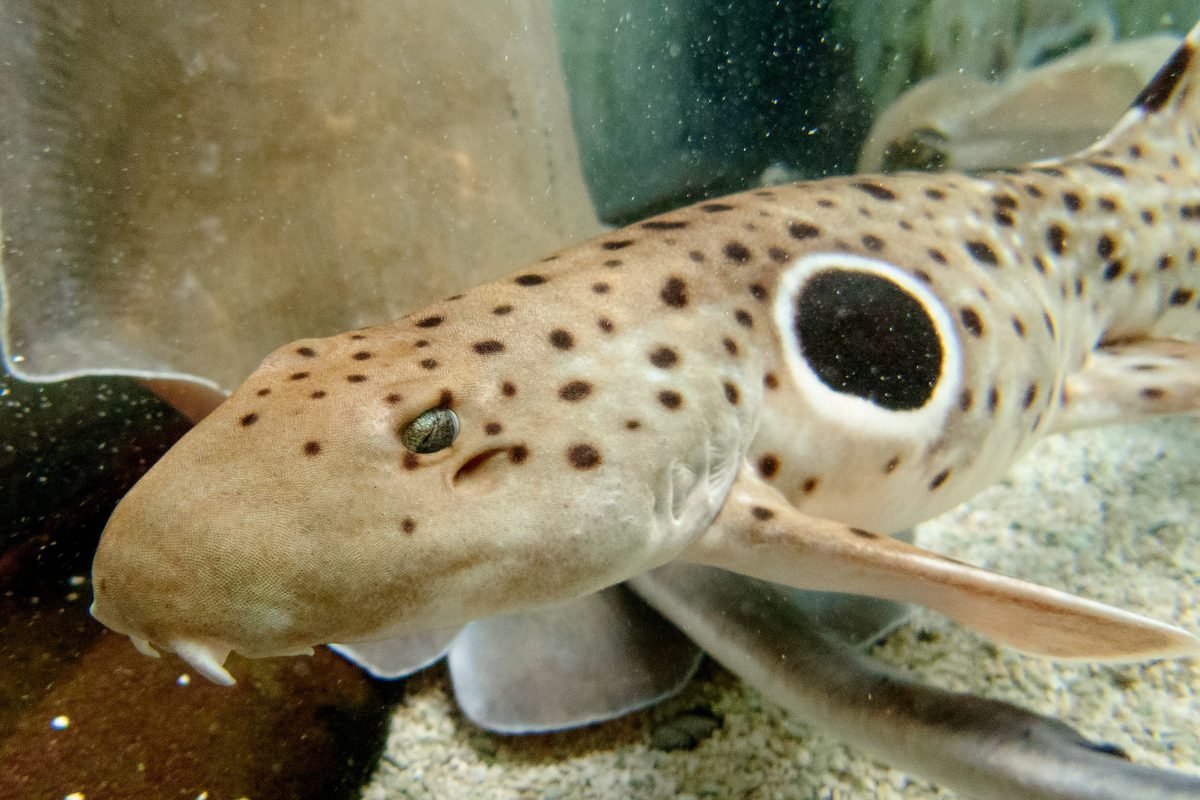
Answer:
773 253 962 439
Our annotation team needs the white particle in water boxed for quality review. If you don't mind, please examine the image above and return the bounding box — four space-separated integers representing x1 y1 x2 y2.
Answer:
50 715 70 730
177 673 191 687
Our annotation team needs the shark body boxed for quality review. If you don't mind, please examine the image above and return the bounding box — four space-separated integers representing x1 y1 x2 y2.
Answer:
91 26 1200 689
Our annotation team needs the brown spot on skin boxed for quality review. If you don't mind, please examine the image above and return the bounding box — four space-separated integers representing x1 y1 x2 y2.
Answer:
884 456 901 474
958 388 973 412
924 188 946 200
1170 288 1195 305
1043 312 1057 338
853 181 897 201
657 390 683 410
751 506 775 521
1062 192 1082 212
484 422 503 436
758 454 780 479
788 221 821 240
240 413 258 427
474 340 506 355
965 240 999 265
349 334 367 340
401 518 416 534
493 304 513 315
688 250 706 263
290 371 311 381
604 259 623 268
1098 197 1118 212
927 248 947 264
723 382 740 404
959 307 984 337
385 393 403 404
1046 224 1067 254
416 315 443 328
724 241 752 263
311 390 327 399
850 527 880 540
603 239 634 250
735 309 754 328
649 347 678 368
1142 387 1166 400
501 382 517 397
861 234 883 251
304 441 321 456
437 390 454 408
767 247 790 263
592 282 610 294
415 340 430 348
624 419 641 430
1103 261 1125 280
988 386 1000 412
508 444 529 464
256 388 271 397
549 329 575 350
567 443 602 470
801 477 819 494
929 469 950 490
913 269 932 283
1032 255 1048 274
515 274 547 286
1159 255 1174 271
1024 183 1044 197
597 318 615 333
661 276 689 307
763 373 779 390
1088 161 1126 178
1023 383 1039 409
749 283 768 301
642 220 689 230
353 351 373 360
296 346 316 357
701 203 735 213
420 358 439 370
993 194 1018 209
723 338 739 356
402 452 421 470
559 380 593 401
993 209 1014 226
1011 316 1026 337
347 374 368 383
1097 234 1117 259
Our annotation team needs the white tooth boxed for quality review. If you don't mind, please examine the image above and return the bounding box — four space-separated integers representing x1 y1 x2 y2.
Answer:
130 636 160 659
171 639 236 686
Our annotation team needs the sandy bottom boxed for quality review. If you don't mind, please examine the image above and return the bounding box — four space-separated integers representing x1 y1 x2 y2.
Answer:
362 417 1200 800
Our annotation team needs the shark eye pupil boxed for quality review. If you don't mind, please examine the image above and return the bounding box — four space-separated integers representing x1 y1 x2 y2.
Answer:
400 408 459 453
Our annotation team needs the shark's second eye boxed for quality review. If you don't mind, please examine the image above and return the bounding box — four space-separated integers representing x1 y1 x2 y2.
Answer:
400 408 459 453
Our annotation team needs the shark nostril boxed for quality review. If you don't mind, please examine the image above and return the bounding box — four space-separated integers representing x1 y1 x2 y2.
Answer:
452 447 509 490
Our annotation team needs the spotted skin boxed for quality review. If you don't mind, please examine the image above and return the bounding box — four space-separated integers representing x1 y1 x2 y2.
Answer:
92 28 1200 683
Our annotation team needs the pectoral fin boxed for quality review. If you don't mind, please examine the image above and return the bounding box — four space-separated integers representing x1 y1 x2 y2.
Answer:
1052 338 1200 432
329 625 463 678
684 467 1200 662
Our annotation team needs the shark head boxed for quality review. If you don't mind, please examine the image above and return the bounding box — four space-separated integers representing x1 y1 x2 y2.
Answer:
91 267 753 682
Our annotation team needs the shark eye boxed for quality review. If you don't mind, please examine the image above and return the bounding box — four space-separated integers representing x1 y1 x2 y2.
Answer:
400 408 459 453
